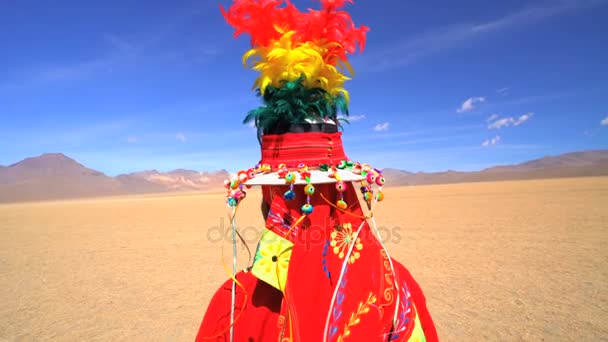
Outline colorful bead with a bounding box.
[352,162,362,174]
[337,160,347,169]
[366,172,377,183]
[320,164,329,171]
[223,179,231,189]
[376,191,385,201]
[227,197,237,207]
[364,192,373,202]
[299,170,311,180]
[247,168,256,179]
[335,181,347,192]
[362,164,372,173]
[376,176,386,186]
[285,172,297,184]
[304,184,315,195]
[234,190,246,201]
[346,161,354,168]
[229,177,240,190]
[284,190,295,200]
[328,167,337,178]
[336,200,348,209]
[301,203,314,214]
[238,171,248,183]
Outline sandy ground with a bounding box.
[0,177,607,341]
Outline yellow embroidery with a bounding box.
[337,292,377,341]
[330,222,363,264]
[251,229,293,291]
[378,249,396,316]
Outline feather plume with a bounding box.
[220,0,366,130]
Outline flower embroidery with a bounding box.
[255,239,291,274]
[252,230,293,291]
[336,292,377,342]
[330,222,363,264]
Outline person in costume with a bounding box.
[196,1,438,341]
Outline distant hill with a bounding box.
[382,150,608,186]
[116,169,229,192]
[0,153,228,203]
[1,150,607,203]
[0,153,125,203]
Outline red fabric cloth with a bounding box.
[260,132,348,169]
[195,262,438,341]
[196,183,438,341]
[195,271,283,341]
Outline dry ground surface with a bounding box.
[1,177,607,341]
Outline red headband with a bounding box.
[259,132,348,169]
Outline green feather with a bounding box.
[244,75,350,133]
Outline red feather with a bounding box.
[220,0,369,64]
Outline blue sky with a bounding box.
[1,0,607,175]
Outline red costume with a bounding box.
[196,1,438,340]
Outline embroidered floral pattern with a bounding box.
[252,230,293,291]
[255,241,291,274]
[329,273,348,339]
[330,222,363,264]
[378,249,396,316]
[336,292,377,342]
[322,240,332,281]
[388,281,426,342]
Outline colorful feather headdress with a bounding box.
[220,0,369,134]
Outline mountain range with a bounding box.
[1,150,607,203]
[382,150,608,186]
[0,153,229,203]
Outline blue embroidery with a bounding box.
[388,281,412,341]
[267,209,300,238]
[321,240,331,280]
[329,264,349,339]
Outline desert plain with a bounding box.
[1,176,607,341]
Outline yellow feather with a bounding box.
[242,48,259,68]
[241,32,356,99]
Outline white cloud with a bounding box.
[373,122,390,132]
[486,114,500,122]
[481,135,501,147]
[601,116,608,126]
[514,112,533,126]
[488,117,514,129]
[457,97,485,113]
[488,113,534,129]
[496,87,509,94]
[337,114,366,122]
[176,133,187,142]
[348,114,366,122]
